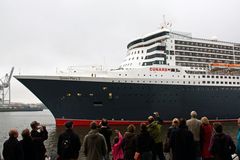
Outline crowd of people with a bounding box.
[2,111,240,160]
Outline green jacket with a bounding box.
[147,121,163,143]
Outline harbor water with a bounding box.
[0,110,239,159]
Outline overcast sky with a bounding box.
[0,0,240,103]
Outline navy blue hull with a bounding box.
[17,78,240,121]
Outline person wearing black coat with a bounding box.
[122,124,137,160]
[210,122,236,160]
[99,118,112,160]
[20,128,35,160]
[57,121,81,160]
[169,118,195,160]
[30,121,48,160]
[2,129,24,160]
[136,123,154,160]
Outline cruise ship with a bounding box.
[15,27,240,126]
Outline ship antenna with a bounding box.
[163,15,166,28]
[160,15,172,30]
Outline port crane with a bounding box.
[0,67,14,105]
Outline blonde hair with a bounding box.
[172,118,180,126]
[201,116,209,125]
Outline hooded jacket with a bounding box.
[83,129,107,160]
[147,121,163,143]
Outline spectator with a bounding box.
[20,128,35,160]
[147,116,165,160]
[99,118,112,160]
[153,112,163,124]
[187,111,202,160]
[136,123,154,160]
[57,121,81,160]
[169,118,195,160]
[2,128,24,160]
[164,118,179,159]
[236,118,240,158]
[200,117,213,160]
[83,121,107,160]
[30,121,48,160]
[112,130,124,160]
[210,122,236,160]
[122,124,137,160]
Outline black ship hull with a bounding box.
[16,77,240,125]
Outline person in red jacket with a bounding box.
[200,117,213,160]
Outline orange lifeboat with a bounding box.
[210,63,228,67]
[228,64,240,67]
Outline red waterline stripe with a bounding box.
[55,118,238,126]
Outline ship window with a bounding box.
[224,76,227,78]
[77,93,82,96]
[89,93,94,96]
[221,82,223,84]
[212,81,215,84]
[212,76,214,78]
[238,82,240,84]
[66,93,71,97]
[233,77,235,79]
[237,77,239,79]
[216,81,219,84]
[216,76,219,78]
[229,82,232,84]
[93,101,103,107]
[220,76,223,79]
[203,75,205,78]
[203,81,206,84]
[119,74,121,76]
[108,93,113,99]
[229,76,231,79]
[207,81,210,84]
[125,74,127,76]
[233,82,236,84]
[207,76,210,78]
[225,82,228,84]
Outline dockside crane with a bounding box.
[0,67,14,105]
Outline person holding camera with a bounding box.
[30,121,48,160]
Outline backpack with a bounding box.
[61,136,71,152]
[211,134,236,157]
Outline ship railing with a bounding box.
[56,65,116,74]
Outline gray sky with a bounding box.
[0,0,240,103]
